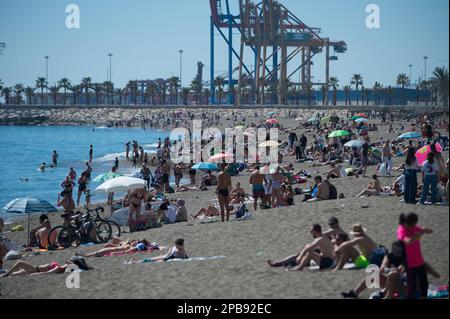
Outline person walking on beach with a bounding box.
[161,160,171,193]
[140,164,152,189]
[174,162,183,189]
[52,151,58,166]
[216,164,232,222]
[249,166,267,211]
[404,148,419,204]
[125,142,131,161]
[419,152,439,205]
[382,140,393,175]
[89,145,93,163]
[68,167,77,182]
[77,172,89,207]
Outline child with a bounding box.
[397,213,433,299]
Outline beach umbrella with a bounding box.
[416,143,443,166]
[320,117,332,124]
[3,197,58,242]
[267,111,277,116]
[355,118,368,123]
[235,125,245,129]
[344,140,365,148]
[259,140,280,148]
[351,115,362,121]
[191,162,219,171]
[328,130,350,138]
[398,132,422,140]
[355,113,368,118]
[208,152,234,163]
[95,176,146,194]
[266,119,278,125]
[92,172,123,183]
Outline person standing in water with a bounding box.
[68,167,77,182]
[216,164,232,222]
[52,151,59,166]
[114,157,119,171]
[89,145,94,163]
[125,142,131,161]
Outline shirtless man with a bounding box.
[125,142,131,161]
[249,166,267,211]
[357,174,382,197]
[334,224,378,269]
[89,145,93,163]
[35,219,56,249]
[267,224,335,271]
[306,176,330,203]
[270,167,285,208]
[161,160,171,193]
[323,217,346,241]
[174,162,183,189]
[52,151,59,166]
[216,164,232,222]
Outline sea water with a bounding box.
[0,125,170,221]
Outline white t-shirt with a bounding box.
[395,175,405,192]
[421,160,439,176]
[165,205,177,223]
[0,235,18,252]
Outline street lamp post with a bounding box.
[45,56,49,104]
[408,64,412,86]
[423,56,428,81]
[108,53,113,83]
[179,49,184,105]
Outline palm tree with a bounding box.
[343,85,351,106]
[0,79,4,97]
[167,76,180,105]
[430,67,449,106]
[350,74,364,105]
[328,77,339,106]
[372,82,382,105]
[35,77,46,105]
[181,87,190,105]
[1,87,12,105]
[103,81,113,105]
[13,84,25,105]
[92,83,104,105]
[49,85,60,105]
[203,88,210,106]
[114,88,122,105]
[126,80,139,105]
[397,73,410,105]
[419,80,431,106]
[58,78,71,106]
[70,85,83,105]
[190,79,203,105]
[277,79,292,105]
[25,87,35,105]
[81,77,92,105]
[365,88,371,106]
[146,81,158,105]
[214,76,226,104]
[154,79,167,105]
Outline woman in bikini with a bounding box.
[128,188,146,230]
[230,182,246,205]
[1,256,90,277]
[76,238,151,257]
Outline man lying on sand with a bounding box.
[267,224,334,271]
[145,238,188,262]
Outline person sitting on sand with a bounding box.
[1,218,20,272]
[35,219,56,249]
[341,240,407,299]
[306,176,330,203]
[357,174,383,197]
[76,238,151,257]
[230,182,246,205]
[146,238,188,262]
[1,256,91,277]
[26,214,49,247]
[323,217,346,241]
[267,224,335,271]
[334,224,379,269]
[326,163,342,179]
[333,233,361,271]
[174,199,188,223]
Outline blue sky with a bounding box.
[0,0,448,89]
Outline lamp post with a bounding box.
[423,56,428,81]
[45,56,49,104]
[108,53,113,83]
[179,49,184,105]
[408,64,412,86]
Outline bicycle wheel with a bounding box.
[107,220,121,238]
[48,226,74,249]
[95,221,112,243]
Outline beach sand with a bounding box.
[1,111,448,299]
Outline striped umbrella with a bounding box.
[416,143,443,166]
[92,172,123,183]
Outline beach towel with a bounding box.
[124,255,226,265]
[104,245,164,257]
[428,284,449,299]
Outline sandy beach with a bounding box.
[1,110,448,299]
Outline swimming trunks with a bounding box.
[319,257,334,270]
[355,255,370,269]
[78,183,87,192]
[161,174,170,183]
[252,184,265,199]
[218,189,229,197]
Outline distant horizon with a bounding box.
[0,0,449,89]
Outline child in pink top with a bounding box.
[397,213,433,299]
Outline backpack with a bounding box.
[235,205,247,219]
[370,245,388,267]
[326,181,338,200]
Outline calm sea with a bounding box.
[0,125,169,221]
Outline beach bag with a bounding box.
[235,205,247,219]
[325,181,338,200]
[370,245,388,267]
[5,250,22,261]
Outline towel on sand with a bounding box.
[124,255,226,265]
